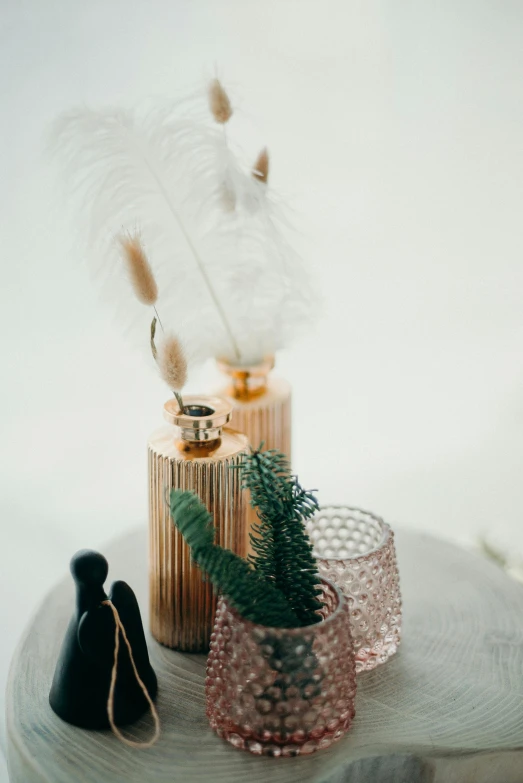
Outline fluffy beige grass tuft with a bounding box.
[158,333,188,391]
[252,147,269,184]
[119,232,158,305]
[208,79,233,124]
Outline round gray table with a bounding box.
[6,528,523,783]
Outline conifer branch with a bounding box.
[169,490,300,628]
[238,448,323,626]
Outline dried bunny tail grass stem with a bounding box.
[158,333,188,410]
[208,79,233,124]
[119,232,158,306]
[252,147,269,184]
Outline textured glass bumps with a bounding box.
[205,580,357,756]
[306,507,402,672]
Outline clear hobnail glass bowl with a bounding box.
[205,579,357,756]
[306,507,402,673]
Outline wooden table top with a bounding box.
[6,528,523,783]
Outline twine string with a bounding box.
[102,600,160,749]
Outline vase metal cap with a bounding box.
[164,395,232,442]
[217,356,275,400]
[216,355,275,377]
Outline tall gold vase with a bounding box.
[216,357,292,553]
[148,395,248,652]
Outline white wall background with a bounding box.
[1,1,523,776]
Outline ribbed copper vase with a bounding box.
[148,395,248,652]
[216,357,291,555]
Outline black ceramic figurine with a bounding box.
[49,550,157,729]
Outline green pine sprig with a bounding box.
[169,490,300,628]
[238,448,323,626]
[169,447,324,628]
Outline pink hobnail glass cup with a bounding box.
[205,579,357,756]
[306,507,402,673]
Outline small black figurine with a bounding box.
[49,550,157,729]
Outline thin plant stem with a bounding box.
[153,306,164,332]
[174,391,185,412]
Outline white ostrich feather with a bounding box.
[51,95,315,366]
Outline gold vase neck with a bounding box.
[217,356,275,400]
[163,395,232,442]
